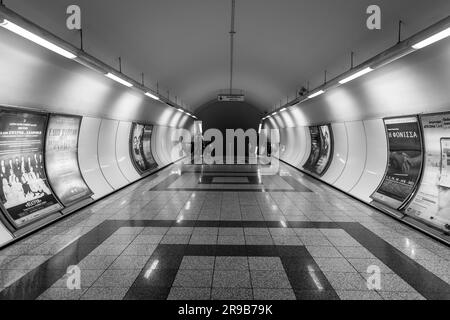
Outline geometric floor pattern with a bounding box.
[0,162,449,300]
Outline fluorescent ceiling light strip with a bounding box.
[339,67,373,84]
[412,27,450,49]
[145,92,160,100]
[280,108,287,112]
[0,19,76,59]
[105,73,133,87]
[308,90,325,99]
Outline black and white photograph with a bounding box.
[0,0,449,312]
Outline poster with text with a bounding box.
[0,108,62,227]
[405,113,450,231]
[45,115,92,206]
[371,117,423,209]
[303,125,333,176]
[130,123,158,174]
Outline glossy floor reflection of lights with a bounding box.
[0,161,449,300]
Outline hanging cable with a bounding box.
[398,20,403,44]
[229,0,236,95]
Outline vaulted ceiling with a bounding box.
[5,0,450,113]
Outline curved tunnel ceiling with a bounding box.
[5,0,450,113]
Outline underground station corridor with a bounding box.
[0,0,449,311]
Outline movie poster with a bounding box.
[130,123,158,174]
[0,108,62,227]
[371,117,423,209]
[45,115,92,206]
[304,125,333,176]
[405,113,450,231]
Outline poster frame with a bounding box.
[45,113,93,207]
[304,123,334,177]
[370,114,425,210]
[403,111,450,231]
[129,122,158,175]
[0,106,63,229]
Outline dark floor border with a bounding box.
[198,176,261,185]
[1,220,449,300]
[150,172,312,193]
[125,243,338,300]
[277,158,450,247]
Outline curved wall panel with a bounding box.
[333,121,367,192]
[169,127,189,163]
[150,126,164,167]
[167,127,178,163]
[116,121,141,183]
[98,120,130,189]
[282,127,296,165]
[292,127,307,168]
[282,128,300,166]
[279,128,288,163]
[290,127,302,166]
[350,119,388,202]
[157,126,171,166]
[78,117,113,199]
[322,123,348,185]
[299,126,311,168]
[151,125,187,167]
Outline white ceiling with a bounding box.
[4,0,450,112]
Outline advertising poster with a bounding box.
[45,115,92,206]
[0,108,62,227]
[405,113,450,231]
[371,117,423,209]
[304,126,321,173]
[304,125,333,176]
[130,123,158,174]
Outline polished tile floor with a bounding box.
[0,160,449,300]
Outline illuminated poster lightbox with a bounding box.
[371,116,423,209]
[45,115,93,206]
[304,124,333,176]
[130,123,158,174]
[0,108,62,227]
[405,112,450,231]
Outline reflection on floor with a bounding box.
[0,160,449,300]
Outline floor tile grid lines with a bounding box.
[288,221,446,299]
[43,223,176,300]
[39,221,450,298]
[2,161,450,300]
[337,223,450,300]
[0,220,128,300]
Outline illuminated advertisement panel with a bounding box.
[371,116,423,209]
[130,123,158,174]
[304,125,333,176]
[405,113,450,231]
[45,115,93,206]
[0,108,62,227]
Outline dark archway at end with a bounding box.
[196,100,264,135]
